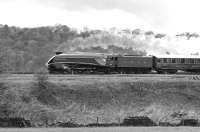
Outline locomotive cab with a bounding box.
[106,56,118,67]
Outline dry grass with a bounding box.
[0,127,200,132]
[1,74,200,126]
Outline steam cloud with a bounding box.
[58,29,200,56]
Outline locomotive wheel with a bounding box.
[157,69,177,74]
[157,71,164,74]
[167,70,177,74]
[134,70,143,74]
[49,70,56,74]
[49,70,63,74]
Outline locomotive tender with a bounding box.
[106,55,155,74]
[46,52,200,74]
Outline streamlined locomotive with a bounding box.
[46,53,109,74]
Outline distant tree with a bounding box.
[132,29,142,35]
[0,46,14,73]
[145,31,154,36]
[176,32,199,40]
[155,33,166,39]
[166,51,170,55]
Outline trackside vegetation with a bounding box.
[1,74,200,127]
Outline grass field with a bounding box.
[0,127,200,132]
[1,74,200,126]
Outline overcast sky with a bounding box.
[0,0,200,33]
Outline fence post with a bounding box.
[118,117,120,126]
[96,117,99,125]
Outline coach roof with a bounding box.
[156,55,200,59]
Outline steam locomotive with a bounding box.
[46,52,200,74]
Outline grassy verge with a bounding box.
[1,74,200,126]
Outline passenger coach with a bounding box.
[156,55,200,73]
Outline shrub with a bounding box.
[30,72,60,106]
[0,82,16,118]
[121,116,156,126]
[0,82,7,97]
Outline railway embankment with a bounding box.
[1,74,200,127]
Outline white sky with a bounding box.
[0,0,200,34]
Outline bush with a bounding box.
[0,82,8,97]
[0,117,31,127]
[30,72,60,106]
[0,82,16,118]
[121,116,156,126]
[178,119,198,126]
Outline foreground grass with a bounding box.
[0,127,200,132]
[1,74,200,126]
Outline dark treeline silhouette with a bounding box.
[0,116,198,127]
[0,117,31,128]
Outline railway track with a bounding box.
[1,73,200,83]
[191,76,200,80]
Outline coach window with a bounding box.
[196,59,199,64]
[115,57,118,61]
[184,59,188,64]
[177,58,181,63]
[163,58,167,63]
[159,59,163,63]
[187,59,191,64]
[172,58,176,63]
[194,59,198,64]
[196,59,200,64]
[190,59,194,64]
[197,59,199,64]
[198,59,200,64]
[181,58,185,63]
[167,58,171,63]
